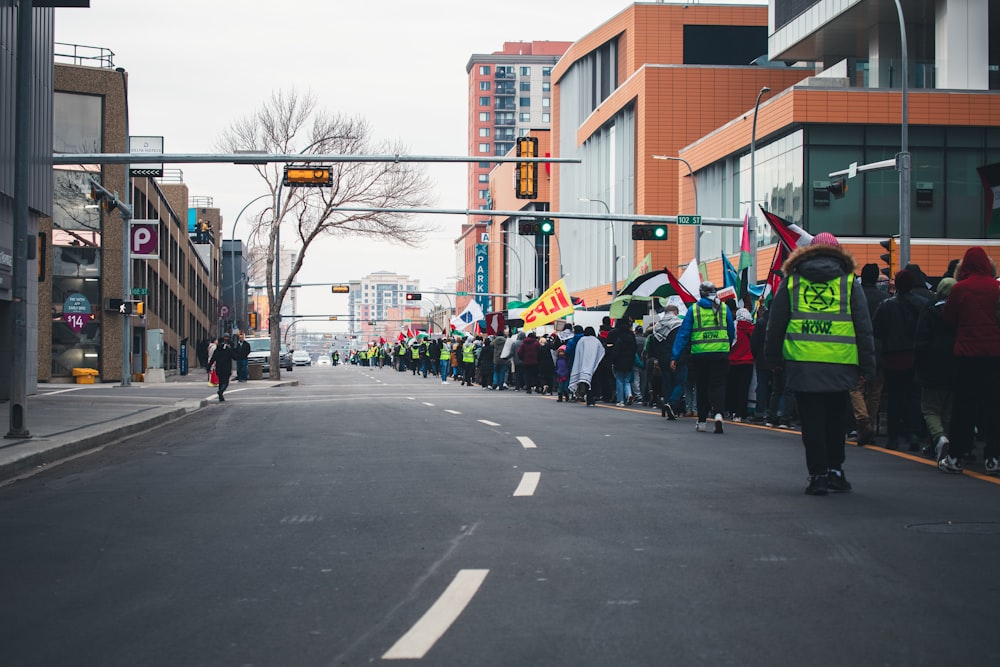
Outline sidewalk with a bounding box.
[0,372,297,483]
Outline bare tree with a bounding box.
[218,89,434,378]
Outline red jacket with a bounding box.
[941,247,1000,357]
[729,320,754,365]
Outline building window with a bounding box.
[520,81,531,92]
[478,174,489,183]
[519,97,531,107]
[479,161,490,168]
[479,65,490,75]
[479,81,491,91]
[478,189,489,199]
[479,96,490,107]
[542,98,550,107]
[542,67,552,76]
[479,143,490,153]
[542,113,550,123]
[542,82,550,91]
[520,112,531,122]
[479,127,490,137]
[479,111,490,122]
[521,66,530,76]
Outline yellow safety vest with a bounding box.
[462,343,476,363]
[440,343,451,360]
[690,304,729,354]
[783,274,859,365]
[411,346,419,359]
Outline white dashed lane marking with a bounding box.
[516,436,537,449]
[382,569,490,660]
[513,472,541,497]
[422,402,435,406]
[444,409,461,415]
[478,419,501,427]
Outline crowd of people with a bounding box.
[342,241,1000,494]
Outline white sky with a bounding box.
[55,0,762,331]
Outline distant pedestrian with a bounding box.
[234,332,250,382]
[210,334,236,402]
[765,232,876,495]
[725,307,755,421]
[569,327,605,406]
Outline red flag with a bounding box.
[379,336,386,345]
[397,332,405,342]
[666,266,697,304]
[474,321,482,336]
[763,244,789,304]
[761,208,813,252]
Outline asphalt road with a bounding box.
[1,364,998,666]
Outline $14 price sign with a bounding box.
[63,312,88,333]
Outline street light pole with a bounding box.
[893,0,911,269]
[749,86,771,284]
[229,193,270,334]
[579,197,617,298]
[652,155,699,264]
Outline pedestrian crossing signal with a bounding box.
[248,312,258,329]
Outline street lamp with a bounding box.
[893,0,911,268]
[229,193,270,334]
[749,86,771,283]
[652,155,699,263]
[579,197,618,298]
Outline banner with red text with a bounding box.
[520,278,575,331]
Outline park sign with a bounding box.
[130,220,159,259]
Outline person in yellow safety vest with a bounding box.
[670,281,735,434]
[764,232,876,496]
[461,337,477,386]
[410,342,420,375]
[438,337,452,384]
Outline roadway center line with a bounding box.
[513,472,541,497]
[382,569,490,660]
[477,419,501,427]
[516,436,537,449]
[422,402,435,406]
[444,409,461,415]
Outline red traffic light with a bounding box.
[405,292,422,301]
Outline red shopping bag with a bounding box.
[209,369,219,386]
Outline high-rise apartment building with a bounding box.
[465,41,571,225]
[347,271,419,335]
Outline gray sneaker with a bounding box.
[985,457,999,476]
[937,455,964,474]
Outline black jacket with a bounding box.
[914,298,955,388]
[210,342,235,376]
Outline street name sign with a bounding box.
[676,215,702,225]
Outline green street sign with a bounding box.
[676,215,702,225]
[456,291,469,296]
[131,287,148,296]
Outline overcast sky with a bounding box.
[55,0,763,330]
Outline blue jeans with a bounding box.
[662,363,688,411]
[237,359,249,381]
[439,359,450,379]
[493,364,509,388]
[615,370,633,403]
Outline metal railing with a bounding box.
[54,42,115,69]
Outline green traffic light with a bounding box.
[539,220,554,235]
[654,226,666,238]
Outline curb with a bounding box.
[0,406,188,484]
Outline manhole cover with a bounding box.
[906,522,1000,535]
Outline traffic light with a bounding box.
[135,301,144,317]
[405,292,422,301]
[879,237,898,279]
[828,178,848,198]
[328,316,338,321]
[283,165,333,187]
[631,224,668,240]
[518,219,555,236]
[515,136,538,199]
[248,312,258,329]
[331,284,350,293]
[89,178,120,212]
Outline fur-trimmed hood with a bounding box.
[782,244,857,283]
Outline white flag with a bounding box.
[450,299,485,331]
[678,258,702,299]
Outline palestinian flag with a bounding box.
[761,208,813,252]
[738,208,752,272]
[762,244,789,306]
[977,162,1000,234]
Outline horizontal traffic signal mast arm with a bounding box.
[327,206,744,227]
[53,153,580,165]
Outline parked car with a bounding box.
[292,350,311,366]
[246,337,293,373]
